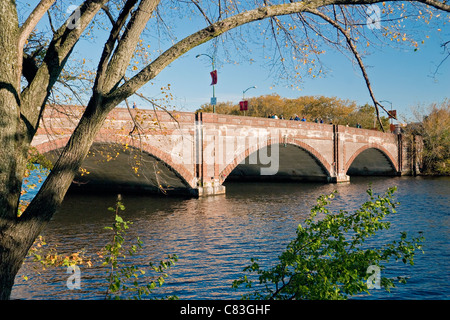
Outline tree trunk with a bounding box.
[0,1,26,299]
[0,95,113,299]
[24,98,111,220]
[0,216,49,299]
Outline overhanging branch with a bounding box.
[18,0,56,86]
[107,0,320,103]
[108,0,450,106]
[304,7,391,131]
[19,0,108,133]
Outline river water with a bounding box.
[11,176,450,300]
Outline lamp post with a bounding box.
[243,86,257,99]
[241,86,256,116]
[380,100,396,132]
[196,53,216,113]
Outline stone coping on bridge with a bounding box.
[41,104,395,138]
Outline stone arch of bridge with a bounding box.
[345,144,399,175]
[219,138,333,183]
[39,137,197,191]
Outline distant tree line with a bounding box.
[197,94,390,129]
[405,100,450,175]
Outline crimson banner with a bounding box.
[210,70,217,85]
[388,110,397,119]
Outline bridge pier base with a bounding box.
[195,180,226,197]
[197,185,226,197]
[328,174,351,183]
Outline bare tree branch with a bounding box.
[432,40,450,78]
[95,0,139,92]
[304,7,396,131]
[19,0,56,50]
[19,0,109,132]
[417,0,450,11]
[17,0,56,86]
[101,4,116,26]
[108,0,330,104]
[47,10,56,34]
[100,0,161,94]
[191,0,213,25]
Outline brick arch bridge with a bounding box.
[32,105,414,197]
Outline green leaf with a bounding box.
[233,187,425,300]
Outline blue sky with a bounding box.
[27,1,450,122]
[145,26,449,121]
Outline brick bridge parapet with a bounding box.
[32,105,411,196]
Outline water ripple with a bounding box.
[11,176,450,300]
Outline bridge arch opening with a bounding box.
[222,143,331,183]
[346,147,397,176]
[44,142,195,195]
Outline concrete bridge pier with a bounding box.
[196,179,226,197]
[329,174,351,183]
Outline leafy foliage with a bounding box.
[25,195,178,300]
[408,100,450,175]
[18,148,52,217]
[26,235,92,274]
[102,195,178,300]
[232,187,424,300]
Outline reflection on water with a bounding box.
[11,176,450,300]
